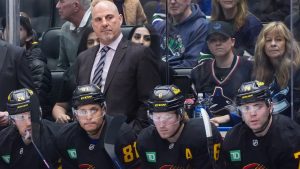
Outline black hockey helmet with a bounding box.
[236,80,270,106]
[148,85,184,114]
[7,88,35,115]
[72,84,105,109]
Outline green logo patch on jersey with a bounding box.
[230,150,241,162]
[67,149,77,159]
[1,155,10,164]
[146,152,156,163]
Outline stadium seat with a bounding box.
[121,26,133,39]
[173,68,194,98]
[40,27,61,71]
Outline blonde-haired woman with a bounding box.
[211,0,262,56]
[254,21,300,122]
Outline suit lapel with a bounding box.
[0,41,8,72]
[103,39,128,94]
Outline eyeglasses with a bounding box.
[237,104,264,114]
[10,113,31,121]
[133,33,151,42]
[149,113,177,124]
[73,108,104,117]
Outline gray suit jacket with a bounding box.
[74,38,161,129]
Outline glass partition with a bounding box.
[0,0,299,123]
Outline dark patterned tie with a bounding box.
[92,46,110,87]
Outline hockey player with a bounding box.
[191,21,253,126]
[0,88,61,169]
[221,80,300,169]
[137,85,223,169]
[55,84,140,169]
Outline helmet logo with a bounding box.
[79,86,90,92]
[171,87,181,95]
[158,92,163,98]
[17,95,25,101]
[17,104,29,109]
[27,89,33,95]
[243,85,252,92]
[241,94,253,99]
[256,81,265,87]
[154,103,167,107]
[80,95,92,100]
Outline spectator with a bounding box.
[91,0,147,25]
[153,0,208,68]
[143,0,166,23]
[0,89,61,169]
[2,15,52,119]
[56,0,91,70]
[77,25,99,55]
[211,0,263,56]
[194,0,212,16]
[52,1,161,133]
[191,21,253,126]
[128,24,175,84]
[253,21,300,122]
[221,80,300,169]
[0,40,35,129]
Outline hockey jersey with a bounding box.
[137,118,223,169]
[0,120,61,169]
[221,115,300,169]
[191,55,253,100]
[55,115,139,169]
